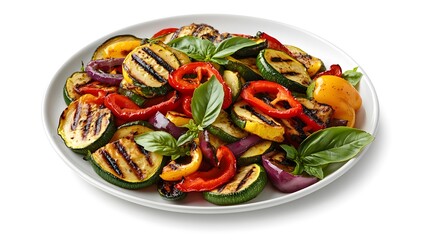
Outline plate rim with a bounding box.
[42,13,380,214]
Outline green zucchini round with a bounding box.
[57,99,116,155]
[203,163,267,205]
[256,48,311,93]
[238,141,276,166]
[89,137,165,189]
[206,110,248,143]
[62,72,92,105]
[224,56,262,82]
[157,179,187,201]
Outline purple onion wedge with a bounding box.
[148,111,187,138]
[85,58,124,85]
[199,130,218,167]
[262,151,318,193]
[225,134,262,158]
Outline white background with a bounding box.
[2,0,427,239]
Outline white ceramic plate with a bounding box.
[42,14,379,214]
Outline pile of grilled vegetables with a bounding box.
[57,23,372,206]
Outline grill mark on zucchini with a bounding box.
[113,141,144,180]
[142,47,174,73]
[94,112,108,136]
[100,149,123,177]
[240,105,277,126]
[271,57,293,63]
[81,104,93,140]
[137,146,154,167]
[131,53,167,84]
[71,102,83,131]
[236,166,255,191]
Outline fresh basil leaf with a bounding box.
[280,144,298,160]
[298,127,374,167]
[342,67,363,86]
[303,165,324,179]
[177,129,199,146]
[212,36,258,59]
[191,75,224,128]
[168,36,214,62]
[135,131,182,156]
[209,57,229,65]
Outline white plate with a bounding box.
[42,14,379,214]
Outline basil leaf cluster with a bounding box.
[168,36,257,65]
[281,127,374,179]
[135,77,224,159]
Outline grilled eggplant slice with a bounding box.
[89,137,165,189]
[231,100,285,142]
[257,48,312,93]
[57,97,116,154]
[122,42,190,98]
[203,163,267,205]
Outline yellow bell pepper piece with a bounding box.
[312,75,362,127]
[103,39,141,59]
[160,140,203,181]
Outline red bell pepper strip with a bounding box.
[258,32,294,56]
[297,111,325,132]
[77,81,118,97]
[151,27,178,38]
[104,91,180,122]
[240,80,303,119]
[313,64,342,79]
[168,62,233,109]
[175,145,236,192]
[180,95,193,118]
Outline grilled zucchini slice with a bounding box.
[207,109,248,143]
[203,163,267,205]
[63,72,92,105]
[57,97,116,154]
[231,100,285,142]
[222,70,244,102]
[233,37,267,58]
[284,45,325,77]
[122,42,190,98]
[257,48,312,93]
[225,56,262,81]
[238,140,276,166]
[109,121,154,142]
[89,137,165,189]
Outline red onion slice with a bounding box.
[85,58,124,85]
[262,152,318,193]
[148,111,187,139]
[225,134,262,158]
[199,130,217,167]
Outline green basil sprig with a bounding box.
[135,76,224,159]
[167,36,257,65]
[342,67,363,86]
[280,126,374,179]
